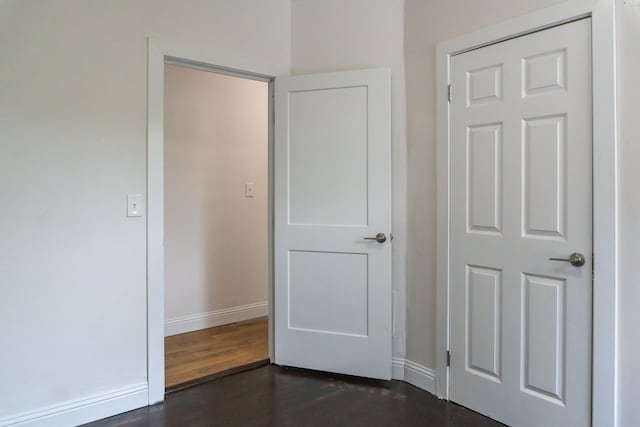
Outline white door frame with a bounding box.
[146,39,276,404]
[435,1,618,426]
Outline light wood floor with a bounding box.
[164,317,268,390]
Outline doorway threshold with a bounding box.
[166,359,270,394]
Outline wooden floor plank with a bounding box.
[164,317,268,389]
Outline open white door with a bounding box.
[274,69,392,379]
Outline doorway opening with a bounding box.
[163,61,272,391]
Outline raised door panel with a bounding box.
[466,266,502,381]
[288,250,368,337]
[523,50,567,97]
[288,87,368,226]
[523,115,566,239]
[467,124,503,235]
[467,64,503,106]
[521,274,565,404]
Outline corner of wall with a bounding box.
[392,357,437,395]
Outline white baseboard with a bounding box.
[392,357,406,380]
[392,357,436,395]
[0,382,148,427]
[164,301,268,336]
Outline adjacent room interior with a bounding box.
[163,63,270,390]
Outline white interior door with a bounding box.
[449,19,592,426]
[274,69,392,379]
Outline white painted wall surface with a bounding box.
[403,0,563,369]
[615,1,640,425]
[291,0,408,359]
[164,65,268,335]
[0,0,289,421]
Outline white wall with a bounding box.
[0,0,289,423]
[164,65,268,335]
[291,0,408,358]
[615,1,640,425]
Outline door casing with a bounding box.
[435,1,617,426]
[147,42,277,404]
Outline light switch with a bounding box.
[127,194,144,217]
[245,182,255,198]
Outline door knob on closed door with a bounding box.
[549,252,586,267]
[364,233,387,243]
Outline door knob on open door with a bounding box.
[549,252,586,267]
[364,233,387,243]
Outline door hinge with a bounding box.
[448,84,452,102]
[446,350,451,367]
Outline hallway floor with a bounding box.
[164,317,269,390]
[85,365,504,427]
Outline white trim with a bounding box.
[0,383,148,427]
[435,1,618,426]
[146,39,277,406]
[391,357,405,380]
[165,56,273,82]
[403,360,437,394]
[147,38,165,406]
[165,302,268,336]
[589,2,618,426]
[267,81,276,362]
[391,357,436,395]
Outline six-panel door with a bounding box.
[450,19,592,427]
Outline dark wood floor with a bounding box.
[165,317,269,389]
[85,365,504,427]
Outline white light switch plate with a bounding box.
[127,194,144,217]
[245,182,255,198]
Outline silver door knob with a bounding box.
[549,252,586,267]
[364,233,387,243]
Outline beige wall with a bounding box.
[0,0,289,419]
[291,0,408,357]
[164,65,268,330]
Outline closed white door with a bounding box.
[449,19,592,426]
[274,69,392,379]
